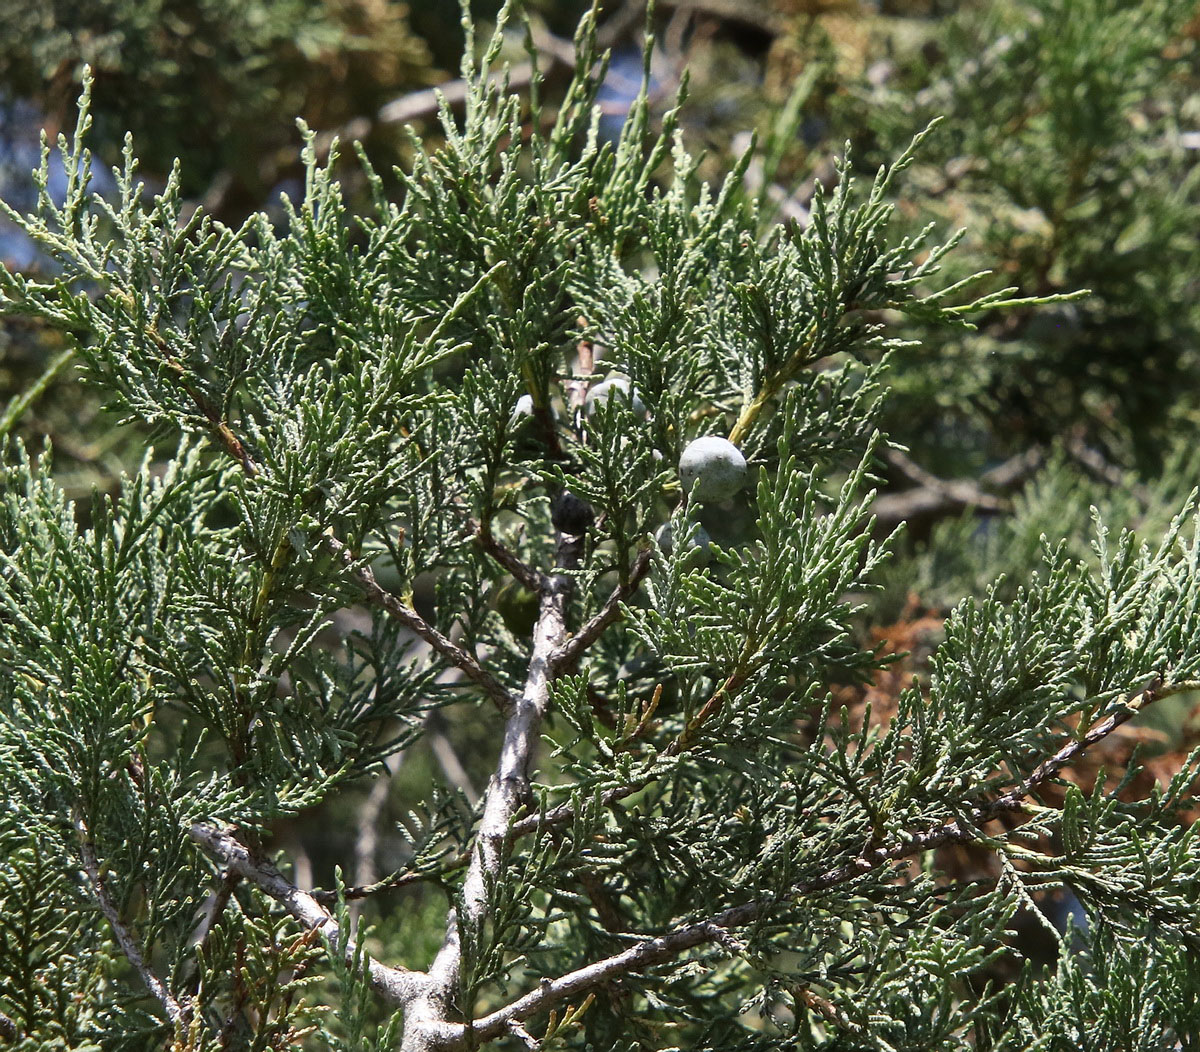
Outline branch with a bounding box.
[190,870,240,952]
[552,545,653,670]
[105,298,262,478]
[987,676,1200,814]
[430,723,482,806]
[189,822,426,1006]
[883,448,1010,513]
[871,447,1043,531]
[325,536,517,714]
[404,529,586,1048]
[75,813,189,1026]
[659,0,782,35]
[312,853,470,904]
[116,313,517,718]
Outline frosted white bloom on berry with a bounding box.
[679,436,747,503]
[585,376,645,416]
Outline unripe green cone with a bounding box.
[493,578,539,637]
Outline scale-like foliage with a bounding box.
[0,3,1196,1050]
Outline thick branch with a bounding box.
[76,813,189,1026]
[189,822,426,1006]
[404,531,585,1050]
[325,536,517,714]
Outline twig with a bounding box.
[376,63,538,130]
[552,545,653,670]
[325,536,517,714]
[478,522,546,594]
[189,823,426,1006]
[312,853,470,904]
[75,813,188,1026]
[507,1018,541,1050]
[404,529,586,1049]
[657,0,782,35]
[1062,435,1152,507]
[191,871,240,952]
[883,448,1010,513]
[987,676,1200,813]
[348,626,482,912]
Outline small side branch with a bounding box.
[189,822,426,1006]
[190,871,240,952]
[477,522,547,594]
[311,853,470,904]
[553,546,653,671]
[75,813,188,1026]
[454,915,763,1046]
[325,536,517,714]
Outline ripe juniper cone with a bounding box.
[512,393,535,419]
[512,393,558,421]
[655,521,712,568]
[585,375,645,416]
[551,489,595,535]
[679,435,747,503]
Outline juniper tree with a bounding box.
[1,4,1200,1051]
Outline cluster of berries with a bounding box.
[514,378,748,557]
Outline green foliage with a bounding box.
[0,2,1197,1050]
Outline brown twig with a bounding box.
[312,853,471,905]
[478,522,547,594]
[324,536,517,714]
